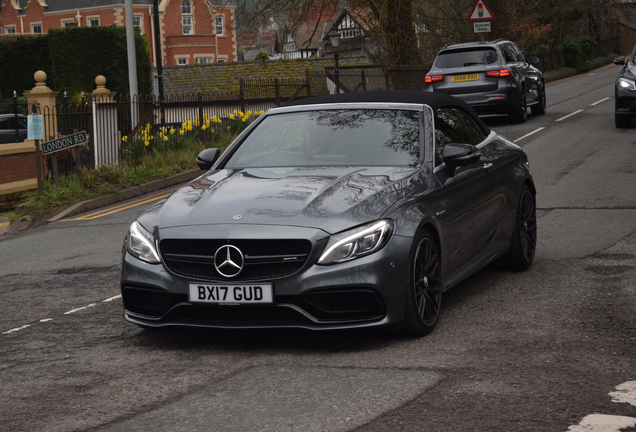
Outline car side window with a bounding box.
[434,108,475,164]
[454,110,486,144]
[501,44,516,63]
[511,43,526,63]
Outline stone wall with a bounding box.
[161,56,371,94]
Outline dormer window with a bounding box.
[182,0,193,35]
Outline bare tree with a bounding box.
[235,0,422,65]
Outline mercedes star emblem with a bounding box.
[214,245,244,277]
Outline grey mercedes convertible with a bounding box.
[121,90,536,336]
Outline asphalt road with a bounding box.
[1,64,636,432]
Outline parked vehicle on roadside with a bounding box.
[425,39,546,124]
[0,113,27,144]
[613,44,636,128]
[121,90,536,336]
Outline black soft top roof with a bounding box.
[282,90,490,135]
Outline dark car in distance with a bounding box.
[0,113,27,144]
[613,45,636,128]
[121,91,537,336]
[425,39,546,123]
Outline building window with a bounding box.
[177,57,188,65]
[182,0,192,34]
[215,16,224,35]
[195,57,213,64]
[88,17,100,27]
[133,16,142,29]
[217,58,226,63]
[5,26,16,34]
[31,23,43,33]
[62,20,75,28]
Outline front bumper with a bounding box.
[121,230,413,330]
[615,87,636,118]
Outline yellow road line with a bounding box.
[63,190,175,221]
[0,222,9,227]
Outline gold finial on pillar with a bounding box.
[30,70,53,94]
[93,75,110,94]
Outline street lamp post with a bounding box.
[326,25,340,93]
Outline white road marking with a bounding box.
[513,127,545,143]
[64,303,96,315]
[591,97,610,106]
[567,414,636,431]
[556,109,584,122]
[3,325,31,334]
[568,382,636,430]
[609,381,636,407]
[4,295,119,336]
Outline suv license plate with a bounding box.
[451,74,479,82]
[189,283,273,304]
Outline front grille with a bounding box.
[160,239,312,281]
[164,304,312,325]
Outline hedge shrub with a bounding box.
[0,26,152,100]
[0,35,52,97]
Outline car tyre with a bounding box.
[401,229,442,336]
[499,185,537,271]
[531,84,546,115]
[510,89,527,124]
[615,114,630,128]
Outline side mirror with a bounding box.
[443,143,481,176]
[614,56,627,66]
[196,148,220,170]
[528,56,540,65]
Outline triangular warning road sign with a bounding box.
[468,0,494,21]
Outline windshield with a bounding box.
[434,48,499,68]
[224,109,421,168]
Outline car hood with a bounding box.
[138,166,421,235]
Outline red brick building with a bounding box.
[0,0,237,66]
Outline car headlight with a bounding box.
[318,220,394,265]
[618,78,636,91]
[127,221,161,264]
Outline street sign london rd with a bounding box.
[468,0,494,22]
[41,131,87,156]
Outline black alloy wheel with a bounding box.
[499,185,537,270]
[402,230,442,336]
[531,84,546,115]
[510,90,527,123]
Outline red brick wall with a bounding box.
[0,153,37,184]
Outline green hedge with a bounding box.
[0,35,52,97]
[0,26,152,100]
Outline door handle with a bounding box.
[483,163,493,172]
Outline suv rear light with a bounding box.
[485,69,511,78]
[425,75,445,85]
